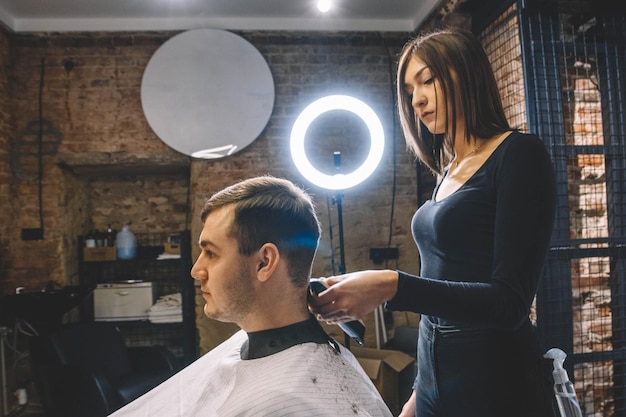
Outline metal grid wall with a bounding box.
[471,1,626,414]
[512,0,626,415]
[480,3,529,132]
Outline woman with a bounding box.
[309,30,557,417]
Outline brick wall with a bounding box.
[1,30,422,351]
[0,27,13,288]
[565,74,613,412]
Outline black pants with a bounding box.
[414,316,557,417]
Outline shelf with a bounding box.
[78,230,198,364]
[57,152,190,177]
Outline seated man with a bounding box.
[110,176,392,417]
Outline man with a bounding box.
[110,176,392,416]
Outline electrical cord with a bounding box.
[326,194,336,275]
[0,319,40,417]
[36,57,45,233]
[377,32,399,250]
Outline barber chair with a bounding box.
[29,321,180,417]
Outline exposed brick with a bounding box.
[0,28,420,356]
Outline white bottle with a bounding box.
[544,348,583,417]
[116,223,137,260]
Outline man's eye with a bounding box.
[205,250,215,258]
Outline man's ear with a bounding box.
[256,243,280,282]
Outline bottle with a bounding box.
[85,230,96,248]
[94,229,104,247]
[106,224,116,247]
[544,348,583,417]
[116,223,137,260]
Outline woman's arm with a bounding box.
[308,269,398,322]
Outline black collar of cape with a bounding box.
[240,314,340,360]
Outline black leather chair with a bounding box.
[30,321,180,417]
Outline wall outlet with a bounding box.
[369,247,399,264]
[21,228,44,240]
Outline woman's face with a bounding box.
[403,56,448,135]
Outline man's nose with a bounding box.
[190,256,205,281]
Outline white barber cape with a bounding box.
[109,329,392,417]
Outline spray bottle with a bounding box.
[544,348,583,417]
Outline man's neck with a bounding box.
[239,296,310,332]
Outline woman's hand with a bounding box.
[398,390,416,417]
[308,269,398,323]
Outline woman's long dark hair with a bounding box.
[397,30,511,176]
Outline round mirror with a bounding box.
[141,29,275,159]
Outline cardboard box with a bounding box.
[83,246,116,262]
[164,242,180,255]
[351,347,416,415]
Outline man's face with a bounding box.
[190,206,256,324]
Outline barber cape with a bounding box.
[109,327,392,416]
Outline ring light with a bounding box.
[290,95,384,190]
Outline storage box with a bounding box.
[351,347,416,415]
[94,281,156,321]
[164,242,180,255]
[83,247,116,262]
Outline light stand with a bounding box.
[333,192,346,275]
[332,152,347,275]
[331,152,351,347]
[290,94,385,348]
